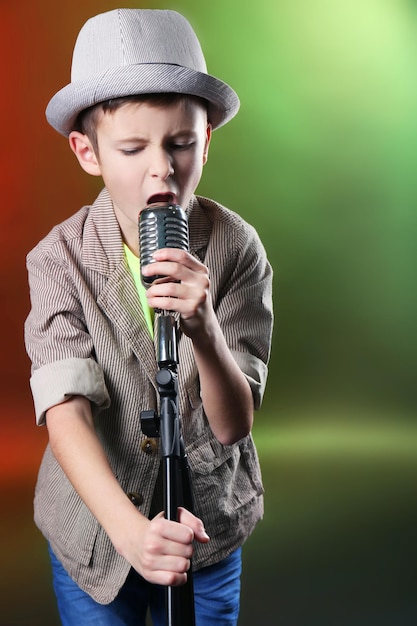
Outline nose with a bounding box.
[148,147,174,180]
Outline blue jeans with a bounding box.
[48,545,242,626]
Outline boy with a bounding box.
[25,9,273,626]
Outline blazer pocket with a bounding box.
[186,431,263,536]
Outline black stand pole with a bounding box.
[141,312,195,626]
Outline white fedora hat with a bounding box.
[46,8,240,136]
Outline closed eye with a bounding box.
[121,147,143,156]
[171,141,195,151]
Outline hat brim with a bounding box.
[46,64,240,136]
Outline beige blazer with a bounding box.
[25,189,273,604]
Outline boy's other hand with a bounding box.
[126,507,209,587]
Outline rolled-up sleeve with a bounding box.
[25,228,112,426]
[30,357,111,425]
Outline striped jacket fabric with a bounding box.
[24,188,273,604]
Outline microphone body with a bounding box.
[139,204,189,286]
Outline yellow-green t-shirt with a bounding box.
[124,244,154,337]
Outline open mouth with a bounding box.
[146,192,176,207]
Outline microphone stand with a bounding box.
[141,311,195,626]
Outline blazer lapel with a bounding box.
[84,189,158,386]
[97,261,158,385]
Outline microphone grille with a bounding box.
[139,204,189,286]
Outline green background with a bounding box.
[1,1,416,623]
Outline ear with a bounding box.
[68,131,101,176]
[202,123,212,165]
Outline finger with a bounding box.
[138,554,190,587]
[152,248,203,270]
[146,293,206,319]
[151,514,195,546]
[149,568,189,587]
[149,553,191,575]
[147,273,208,301]
[144,534,194,563]
[177,507,210,543]
[145,251,208,281]
[143,261,195,284]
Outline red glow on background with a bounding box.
[0,1,138,486]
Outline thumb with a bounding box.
[177,507,210,544]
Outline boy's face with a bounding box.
[70,99,211,255]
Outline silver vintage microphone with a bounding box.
[139,203,189,365]
[139,203,189,287]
